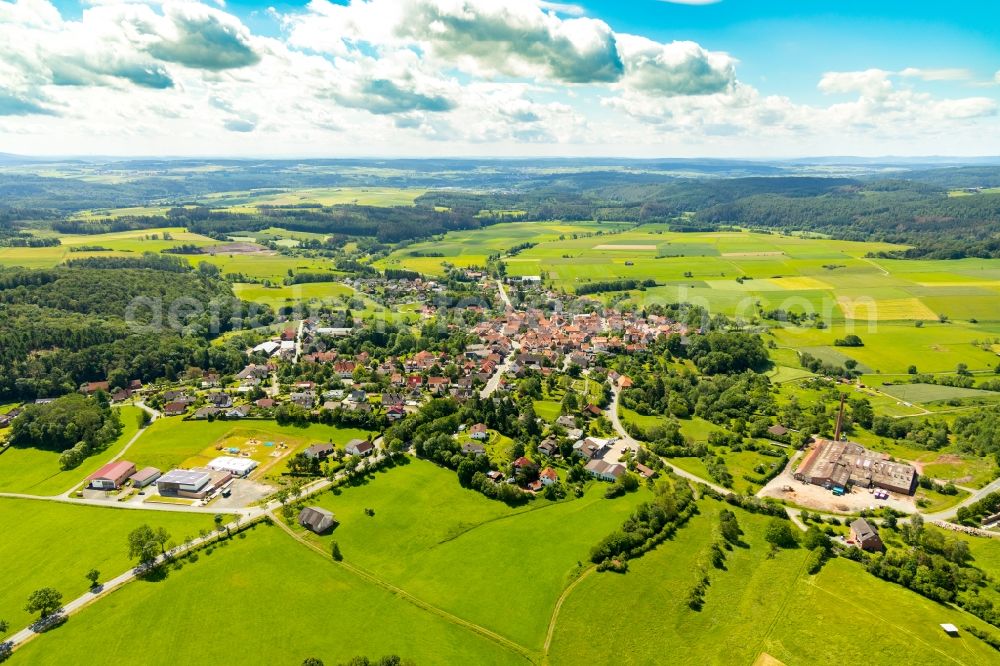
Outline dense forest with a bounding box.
[0,255,261,400]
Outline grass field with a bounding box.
[0,406,142,495]
[0,498,222,630]
[233,281,355,307]
[288,458,648,651]
[548,499,1000,665]
[9,522,525,666]
[126,418,373,480]
[919,454,999,488]
[773,321,1000,374]
[878,382,1000,404]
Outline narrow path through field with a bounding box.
[542,566,594,661]
[748,548,810,663]
[859,256,890,276]
[268,511,538,664]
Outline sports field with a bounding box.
[0,498,222,630]
[125,418,373,479]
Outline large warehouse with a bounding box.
[156,468,233,499]
[207,456,259,477]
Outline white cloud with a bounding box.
[899,67,972,81]
[616,35,735,96]
[0,0,998,155]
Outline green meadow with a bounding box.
[0,406,142,495]
[772,320,1000,375]
[232,281,355,307]
[376,220,629,275]
[0,498,222,631]
[9,522,525,666]
[548,500,1000,665]
[289,458,648,651]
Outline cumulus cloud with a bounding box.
[289,0,625,84]
[0,0,998,155]
[147,3,260,71]
[616,35,735,96]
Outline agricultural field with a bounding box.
[375,221,628,276]
[772,320,1000,375]
[0,228,223,269]
[124,418,373,481]
[196,186,428,208]
[287,458,648,651]
[0,498,222,631]
[878,382,1000,405]
[232,281,355,307]
[0,406,143,495]
[548,499,1000,665]
[9,522,524,666]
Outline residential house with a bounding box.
[469,423,489,440]
[162,401,188,417]
[303,442,336,460]
[345,439,374,457]
[585,459,626,482]
[290,392,316,409]
[635,463,657,479]
[850,518,884,552]
[540,467,559,486]
[462,442,486,456]
[207,392,233,409]
[537,438,559,457]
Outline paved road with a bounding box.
[3,441,386,656]
[4,512,258,651]
[480,342,518,399]
[924,474,1000,522]
[605,383,730,495]
[496,279,512,309]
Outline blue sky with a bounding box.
[3,0,1000,156]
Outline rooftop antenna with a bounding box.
[833,393,846,441]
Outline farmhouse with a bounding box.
[585,459,626,482]
[345,439,374,457]
[849,518,884,552]
[86,460,137,490]
[794,438,917,495]
[207,456,258,477]
[298,506,337,534]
